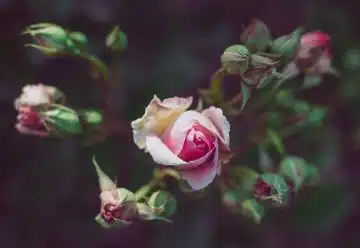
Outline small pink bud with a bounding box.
[252,178,272,197]
[16,106,49,137]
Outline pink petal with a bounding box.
[16,124,49,137]
[201,107,230,148]
[146,134,217,168]
[179,145,220,191]
[162,110,215,155]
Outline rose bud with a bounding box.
[281,31,338,88]
[221,45,251,75]
[22,23,87,56]
[14,84,65,136]
[93,157,139,227]
[105,25,128,52]
[252,178,272,198]
[15,106,49,137]
[131,95,231,191]
[240,19,271,52]
[96,189,139,226]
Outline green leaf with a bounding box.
[240,81,251,110]
[241,198,265,223]
[229,167,260,191]
[222,166,260,209]
[279,156,308,191]
[307,107,328,126]
[271,28,302,60]
[147,190,177,217]
[302,75,322,89]
[68,31,88,45]
[136,203,172,223]
[293,100,311,114]
[260,173,289,205]
[275,90,295,108]
[106,25,128,51]
[42,105,82,134]
[116,188,136,203]
[266,129,285,155]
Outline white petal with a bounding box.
[131,95,193,150]
[202,107,230,147]
[145,135,186,166]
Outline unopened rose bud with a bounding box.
[271,28,302,60]
[221,45,251,74]
[252,178,272,198]
[240,19,271,52]
[96,188,139,227]
[106,25,128,52]
[16,106,49,137]
[14,84,65,136]
[22,23,87,56]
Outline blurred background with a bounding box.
[1,0,360,247]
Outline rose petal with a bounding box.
[146,134,216,168]
[201,107,230,147]
[145,135,186,166]
[15,124,49,137]
[179,144,220,191]
[131,95,193,150]
[281,62,300,79]
[14,84,64,109]
[162,110,215,155]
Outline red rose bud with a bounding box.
[240,19,271,52]
[252,178,272,198]
[16,106,49,137]
[100,202,139,224]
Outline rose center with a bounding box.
[19,107,44,129]
[178,121,216,162]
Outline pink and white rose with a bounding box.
[282,31,338,79]
[14,84,65,136]
[131,95,231,191]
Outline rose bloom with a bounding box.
[98,190,138,224]
[282,31,337,77]
[131,95,231,191]
[14,84,64,136]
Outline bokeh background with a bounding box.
[1,0,360,247]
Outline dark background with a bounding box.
[1,0,360,247]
